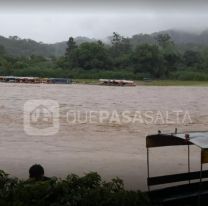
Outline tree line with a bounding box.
[1,32,208,80]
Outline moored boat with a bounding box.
[99,79,136,86]
[0,76,72,84]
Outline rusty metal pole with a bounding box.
[188,143,191,184]
[185,133,191,184]
[198,150,203,206]
[147,148,150,192]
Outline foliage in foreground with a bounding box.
[0,170,150,206]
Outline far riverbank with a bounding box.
[75,79,208,86]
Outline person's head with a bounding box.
[29,164,44,180]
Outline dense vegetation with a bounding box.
[0,170,150,206]
[1,31,208,80]
[0,36,96,57]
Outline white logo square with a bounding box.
[24,99,59,136]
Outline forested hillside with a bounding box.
[0,36,95,57]
[1,30,208,57]
[0,31,208,81]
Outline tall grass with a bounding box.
[170,71,208,81]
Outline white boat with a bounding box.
[99,79,136,86]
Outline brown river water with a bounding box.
[0,82,208,190]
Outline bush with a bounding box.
[0,170,150,206]
[170,70,208,81]
[64,69,144,80]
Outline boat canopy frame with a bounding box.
[146,131,208,202]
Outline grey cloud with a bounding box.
[0,1,207,43]
[1,0,208,12]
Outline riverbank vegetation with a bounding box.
[0,170,150,206]
[76,79,208,86]
[1,33,208,81]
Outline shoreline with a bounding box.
[75,79,208,86]
[1,78,208,86]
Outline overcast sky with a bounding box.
[0,0,207,43]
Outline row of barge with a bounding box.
[99,79,136,86]
[0,76,72,84]
[0,76,136,86]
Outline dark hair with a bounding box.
[29,164,44,179]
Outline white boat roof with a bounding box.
[177,132,208,149]
[99,79,134,83]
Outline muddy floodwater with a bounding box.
[0,83,208,190]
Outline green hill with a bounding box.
[1,30,208,57]
[0,35,95,57]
